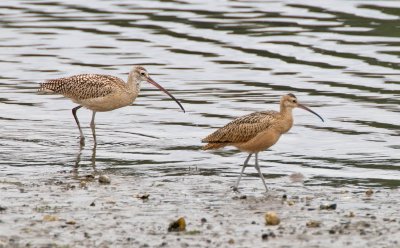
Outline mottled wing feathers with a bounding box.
[38,74,125,100]
[202,111,278,146]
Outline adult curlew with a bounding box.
[202,93,324,191]
[39,65,185,146]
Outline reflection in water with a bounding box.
[73,145,97,177]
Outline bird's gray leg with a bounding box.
[233,153,253,191]
[90,111,97,146]
[254,153,268,192]
[72,105,85,146]
[91,145,97,174]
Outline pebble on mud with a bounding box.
[262,231,276,240]
[66,220,76,225]
[306,220,321,228]
[85,174,95,181]
[98,175,111,184]
[136,193,150,200]
[265,211,280,225]
[320,203,337,210]
[168,217,186,232]
[262,233,269,241]
[366,189,373,197]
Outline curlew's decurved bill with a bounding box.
[298,104,324,122]
[146,77,185,113]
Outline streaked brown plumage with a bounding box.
[202,110,280,151]
[39,66,185,146]
[42,74,122,102]
[202,94,324,191]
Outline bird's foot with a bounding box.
[231,186,240,192]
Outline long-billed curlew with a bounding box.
[202,93,324,191]
[38,65,185,146]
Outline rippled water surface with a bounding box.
[1,0,400,188]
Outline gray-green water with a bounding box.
[1,0,400,188]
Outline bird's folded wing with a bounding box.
[202,111,278,144]
[39,74,124,100]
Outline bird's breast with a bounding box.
[234,129,281,153]
[279,117,293,134]
[77,91,137,112]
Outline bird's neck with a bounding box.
[126,72,141,97]
[280,103,293,116]
[279,105,294,133]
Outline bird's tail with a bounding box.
[202,143,227,150]
[37,80,61,94]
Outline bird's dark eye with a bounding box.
[140,72,146,76]
[292,99,297,103]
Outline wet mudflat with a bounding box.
[1,0,400,247]
[1,166,400,247]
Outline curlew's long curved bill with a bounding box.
[146,77,185,113]
[298,104,324,122]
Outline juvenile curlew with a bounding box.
[39,65,185,146]
[202,93,324,191]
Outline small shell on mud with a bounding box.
[168,217,186,232]
[43,215,58,222]
[287,200,295,206]
[365,189,373,196]
[79,181,87,188]
[306,220,321,228]
[98,175,111,184]
[289,172,305,183]
[265,211,280,225]
[105,198,116,204]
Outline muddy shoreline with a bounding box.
[1,167,399,248]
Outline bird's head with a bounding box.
[130,65,185,113]
[281,93,299,109]
[281,93,324,122]
[134,66,150,82]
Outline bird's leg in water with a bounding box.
[90,111,97,146]
[254,153,268,191]
[233,153,253,191]
[72,105,85,146]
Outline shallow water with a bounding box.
[1,0,400,188]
